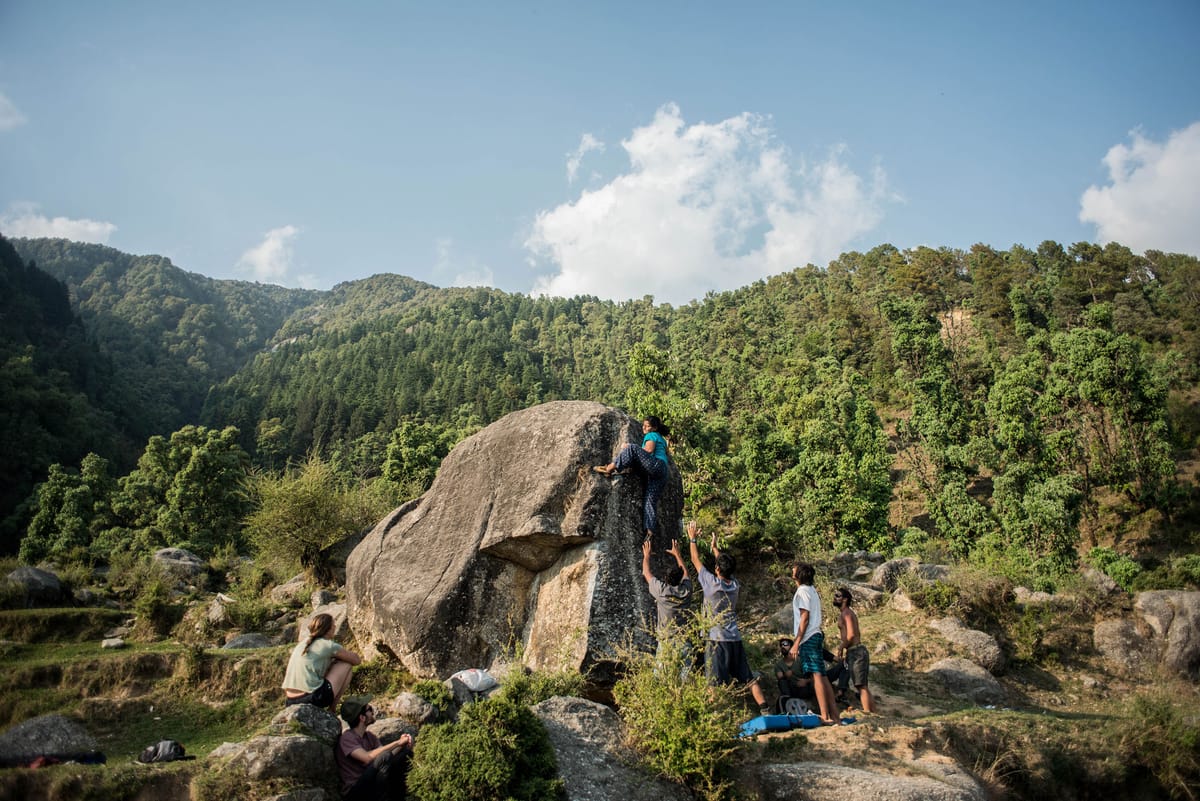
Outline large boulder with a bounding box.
[269,705,342,745]
[1134,591,1200,678]
[221,734,335,782]
[297,603,350,644]
[0,714,99,765]
[927,617,1005,674]
[925,658,1006,706]
[531,696,692,801]
[5,566,66,608]
[346,402,681,680]
[1093,618,1155,675]
[757,762,984,801]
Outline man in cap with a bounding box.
[336,695,414,800]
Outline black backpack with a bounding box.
[137,739,187,763]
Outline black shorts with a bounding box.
[705,640,755,686]
[285,678,334,708]
[845,645,869,688]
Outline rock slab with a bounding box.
[347,402,681,680]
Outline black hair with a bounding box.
[834,587,853,606]
[716,552,736,579]
[793,562,815,586]
[666,565,684,586]
[644,415,672,438]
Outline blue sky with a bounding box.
[2,1,1198,305]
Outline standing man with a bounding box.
[787,563,839,725]
[336,695,414,800]
[687,521,770,716]
[642,537,693,666]
[833,587,877,713]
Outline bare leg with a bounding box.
[859,685,876,713]
[327,661,354,706]
[749,679,767,709]
[811,673,839,724]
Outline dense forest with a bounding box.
[4,234,1199,590]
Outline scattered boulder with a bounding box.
[757,762,984,801]
[101,638,125,649]
[1080,567,1121,599]
[531,696,692,801]
[1134,591,1200,677]
[390,691,438,725]
[297,604,349,644]
[1013,587,1056,607]
[0,714,99,765]
[311,589,336,608]
[270,705,342,745]
[223,633,273,650]
[871,558,920,591]
[368,716,419,745]
[891,590,916,613]
[208,595,233,627]
[925,658,1006,706]
[153,548,207,580]
[5,566,66,607]
[927,618,1005,674]
[221,734,335,783]
[347,402,677,680]
[271,574,311,607]
[842,582,885,610]
[1093,618,1155,675]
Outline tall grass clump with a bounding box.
[1122,690,1200,800]
[612,623,741,801]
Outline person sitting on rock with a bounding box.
[336,695,414,801]
[283,612,362,709]
[774,637,815,707]
[594,415,671,540]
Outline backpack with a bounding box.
[137,739,186,764]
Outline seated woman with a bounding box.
[282,612,362,709]
[595,415,671,540]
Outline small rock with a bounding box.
[891,590,916,613]
[152,547,207,579]
[271,574,310,607]
[101,638,125,649]
[390,692,438,725]
[926,658,1006,706]
[368,716,419,745]
[223,633,273,649]
[311,590,336,609]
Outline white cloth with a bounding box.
[792,584,822,644]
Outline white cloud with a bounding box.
[433,236,495,288]
[0,203,116,242]
[526,104,889,305]
[566,133,605,184]
[237,225,300,283]
[0,93,27,131]
[1080,121,1200,256]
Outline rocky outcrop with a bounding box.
[153,548,206,580]
[1134,591,1200,677]
[927,617,1005,674]
[222,735,335,782]
[757,761,984,801]
[5,566,66,607]
[346,402,682,680]
[925,658,1006,706]
[531,696,692,801]
[0,714,100,765]
[1096,590,1200,678]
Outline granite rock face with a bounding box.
[346,402,683,681]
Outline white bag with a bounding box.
[449,668,498,693]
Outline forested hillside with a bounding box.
[5,235,1199,591]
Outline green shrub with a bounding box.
[900,577,961,616]
[133,576,181,636]
[1122,691,1200,799]
[1086,546,1143,591]
[612,627,740,801]
[497,668,586,707]
[411,678,454,713]
[407,695,564,801]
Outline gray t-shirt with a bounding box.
[648,576,693,634]
[697,567,741,642]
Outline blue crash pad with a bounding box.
[738,713,822,737]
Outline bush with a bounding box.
[497,668,586,707]
[1087,546,1143,591]
[1122,691,1200,799]
[407,695,564,801]
[411,679,454,713]
[133,575,181,636]
[612,626,740,801]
